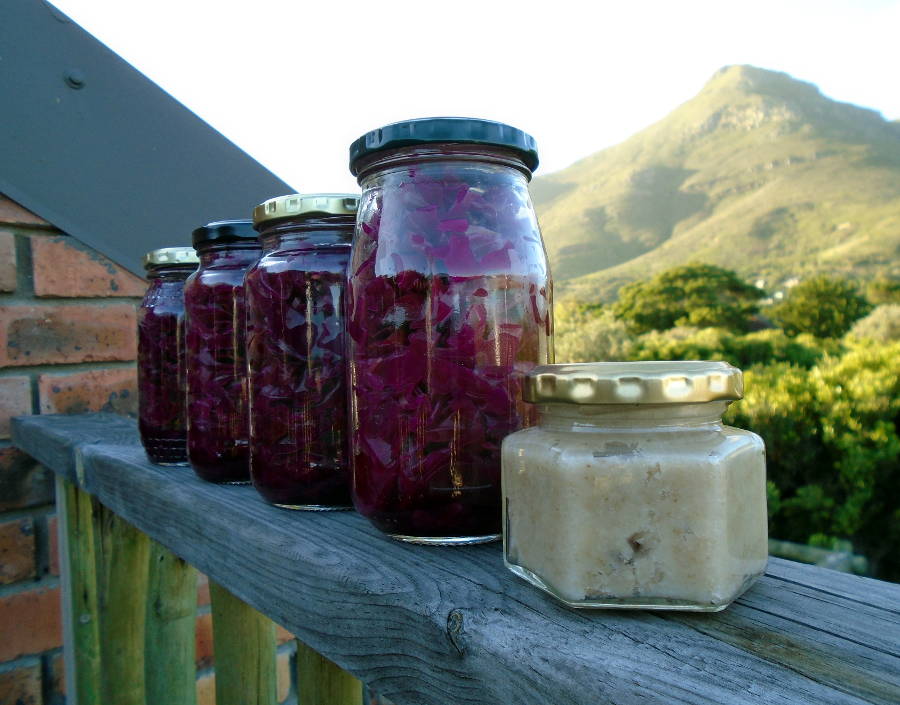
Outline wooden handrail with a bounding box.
[13,413,900,705]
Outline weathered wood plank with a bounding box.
[209,580,277,705]
[12,414,900,705]
[296,639,363,705]
[57,476,102,705]
[12,413,139,483]
[96,504,151,705]
[145,540,198,705]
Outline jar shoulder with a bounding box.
[185,267,246,291]
[502,424,764,466]
[251,249,350,278]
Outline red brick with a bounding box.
[195,612,214,669]
[0,517,36,585]
[0,195,49,227]
[0,660,42,705]
[196,671,215,705]
[277,650,291,703]
[0,586,62,660]
[197,572,210,607]
[51,651,66,697]
[0,231,16,293]
[38,368,137,416]
[0,446,54,512]
[276,624,294,646]
[0,376,32,440]
[31,235,146,298]
[48,516,59,577]
[0,303,137,367]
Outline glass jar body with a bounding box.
[184,243,260,483]
[502,402,768,611]
[137,264,195,464]
[245,219,353,508]
[347,145,553,543]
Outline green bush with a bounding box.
[554,301,634,362]
[613,263,764,334]
[866,277,900,305]
[726,342,900,580]
[770,275,872,338]
[630,327,825,368]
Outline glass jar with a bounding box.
[346,117,553,544]
[137,247,198,465]
[246,193,359,509]
[184,220,261,483]
[502,361,768,611]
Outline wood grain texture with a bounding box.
[145,540,199,705]
[209,580,277,705]
[96,503,150,705]
[296,639,363,705]
[11,412,140,483]
[13,415,900,705]
[57,477,103,705]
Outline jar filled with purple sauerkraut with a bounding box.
[347,117,554,544]
[138,247,198,465]
[184,220,261,483]
[246,193,359,509]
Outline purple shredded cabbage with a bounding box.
[184,247,259,482]
[246,241,351,506]
[347,163,552,537]
[137,270,191,464]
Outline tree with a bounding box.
[612,263,764,334]
[770,275,872,338]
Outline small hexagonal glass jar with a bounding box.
[501,361,767,611]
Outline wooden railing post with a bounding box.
[95,500,151,705]
[145,540,199,705]
[296,640,362,705]
[57,476,102,705]
[209,580,277,705]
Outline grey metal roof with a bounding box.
[0,0,295,275]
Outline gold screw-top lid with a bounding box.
[253,193,360,228]
[523,361,744,405]
[142,247,199,269]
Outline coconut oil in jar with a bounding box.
[501,361,768,611]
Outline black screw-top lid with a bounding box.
[191,219,258,248]
[349,117,540,175]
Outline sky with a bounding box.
[51,0,900,195]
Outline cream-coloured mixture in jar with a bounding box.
[502,362,768,611]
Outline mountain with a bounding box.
[533,65,900,302]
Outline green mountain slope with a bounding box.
[533,65,900,302]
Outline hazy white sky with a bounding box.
[52,0,900,194]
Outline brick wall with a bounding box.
[0,193,300,705]
[0,193,142,705]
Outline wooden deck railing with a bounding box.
[12,413,900,705]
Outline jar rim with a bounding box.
[253,194,359,230]
[524,361,743,405]
[142,247,198,269]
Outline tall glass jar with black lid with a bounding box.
[246,194,359,509]
[346,117,554,544]
[184,220,261,483]
[138,247,198,465]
